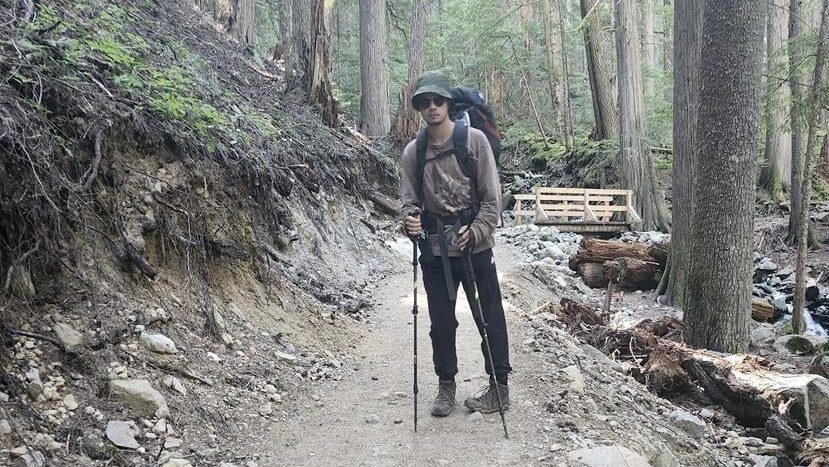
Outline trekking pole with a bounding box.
[411,237,419,433]
[461,251,509,439]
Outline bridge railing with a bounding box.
[512,187,641,232]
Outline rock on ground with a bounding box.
[567,445,652,467]
[669,409,706,439]
[105,420,140,449]
[140,332,178,354]
[109,379,170,418]
[52,322,84,348]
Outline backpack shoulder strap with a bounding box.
[415,128,428,205]
[452,115,479,213]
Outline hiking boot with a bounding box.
[464,382,510,414]
[430,380,456,417]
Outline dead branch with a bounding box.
[765,415,804,448]
[145,359,213,386]
[360,217,378,233]
[243,59,279,80]
[2,239,40,295]
[8,329,67,352]
[366,191,400,217]
[117,237,157,279]
[76,130,103,192]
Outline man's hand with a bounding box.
[405,213,422,238]
[456,225,474,252]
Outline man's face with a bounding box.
[414,93,449,126]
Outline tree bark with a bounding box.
[643,0,658,89]
[760,0,792,203]
[793,0,829,334]
[229,0,257,46]
[788,0,806,243]
[276,0,293,64]
[614,0,671,232]
[569,237,669,271]
[214,0,232,30]
[603,257,662,291]
[306,0,338,126]
[581,0,619,140]
[663,0,702,308]
[557,0,575,149]
[393,0,427,144]
[542,0,564,141]
[663,0,673,74]
[684,0,765,353]
[359,0,391,137]
[287,0,312,91]
[520,0,534,51]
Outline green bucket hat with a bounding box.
[412,71,453,104]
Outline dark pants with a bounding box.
[420,248,512,384]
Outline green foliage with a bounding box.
[15,0,290,152]
[568,139,619,188]
[653,153,673,171]
[321,0,677,147]
[501,125,566,170]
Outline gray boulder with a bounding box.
[669,409,706,439]
[53,323,83,348]
[109,379,170,418]
[105,421,140,449]
[140,332,177,354]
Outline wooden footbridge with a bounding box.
[512,187,642,233]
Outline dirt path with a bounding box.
[248,242,552,466]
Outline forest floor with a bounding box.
[237,240,738,467]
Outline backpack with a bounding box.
[449,86,501,162]
[414,86,501,211]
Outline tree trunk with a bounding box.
[793,0,829,334]
[557,0,575,149]
[393,0,427,144]
[520,0,534,51]
[542,0,564,140]
[663,0,673,74]
[214,0,232,30]
[643,0,658,88]
[684,0,765,353]
[662,0,674,101]
[229,0,257,46]
[306,0,338,126]
[760,0,792,203]
[614,0,671,232]
[490,68,505,108]
[581,0,619,140]
[663,0,703,308]
[359,0,391,137]
[275,0,293,64]
[287,0,312,91]
[788,0,805,243]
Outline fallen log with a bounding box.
[590,324,829,431]
[603,257,661,291]
[751,297,775,322]
[578,262,608,288]
[366,191,400,217]
[568,238,669,272]
[560,298,825,463]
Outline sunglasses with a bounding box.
[413,95,448,111]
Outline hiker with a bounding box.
[400,71,512,417]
